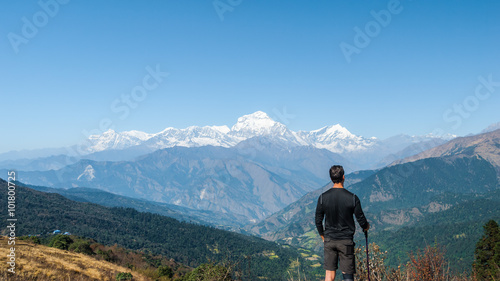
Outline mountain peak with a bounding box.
[248,111,271,118]
[238,111,273,123]
[231,111,281,133]
[309,124,356,139]
[88,129,116,139]
[481,122,500,134]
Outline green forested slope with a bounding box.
[372,191,500,272]
[0,179,320,280]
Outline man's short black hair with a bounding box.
[329,165,344,184]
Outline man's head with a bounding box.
[329,165,344,184]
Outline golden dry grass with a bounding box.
[0,236,152,281]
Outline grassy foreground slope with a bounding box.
[0,236,150,281]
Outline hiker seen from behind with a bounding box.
[315,165,370,281]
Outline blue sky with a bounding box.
[1,0,499,153]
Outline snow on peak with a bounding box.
[211,125,231,134]
[87,128,153,153]
[310,124,354,139]
[421,132,456,141]
[300,124,377,153]
[77,164,96,181]
[123,130,152,140]
[231,111,287,136]
[88,129,115,141]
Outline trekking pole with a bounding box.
[364,230,371,281]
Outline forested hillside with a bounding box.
[0,179,321,280]
[373,190,500,271]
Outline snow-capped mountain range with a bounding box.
[86,111,303,153]
[85,111,454,158]
[0,111,457,171]
[87,111,443,155]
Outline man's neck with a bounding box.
[332,182,344,189]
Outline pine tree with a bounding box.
[473,220,500,280]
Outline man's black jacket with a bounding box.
[315,187,368,240]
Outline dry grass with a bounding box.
[0,236,151,281]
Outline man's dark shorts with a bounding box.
[323,239,355,273]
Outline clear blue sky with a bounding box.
[1,0,499,153]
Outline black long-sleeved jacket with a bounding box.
[315,188,368,240]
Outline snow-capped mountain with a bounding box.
[298,125,377,153]
[85,111,373,155]
[142,125,235,149]
[87,129,153,152]
[230,111,307,145]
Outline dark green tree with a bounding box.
[473,220,500,280]
[20,235,41,244]
[115,272,133,280]
[48,235,74,250]
[157,265,174,278]
[68,239,94,255]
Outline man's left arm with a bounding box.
[354,195,369,231]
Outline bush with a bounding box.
[116,272,133,280]
[406,244,451,281]
[355,242,404,281]
[19,235,41,244]
[69,239,94,255]
[48,235,73,250]
[97,249,116,262]
[157,265,174,278]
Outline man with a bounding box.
[315,165,370,281]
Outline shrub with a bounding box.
[406,244,451,281]
[48,235,73,251]
[97,249,116,262]
[116,272,133,280]
[69,239,94,255]
[157,265,174,278]
[19,235,41,244]
[355,242,404,281]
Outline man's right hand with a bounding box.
[364,223,370,232]
[321,235,324,242]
